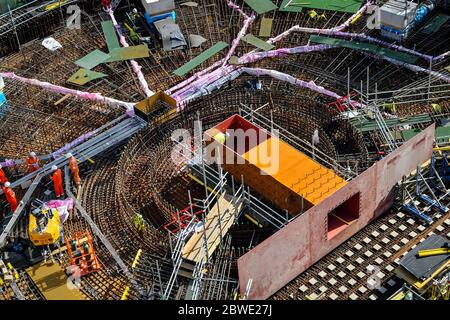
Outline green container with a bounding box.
[0,1,18,15]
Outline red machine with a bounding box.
[65,230,100,277]
[326,92,360,113]
[164,204,204,235]
[101,0,112,8]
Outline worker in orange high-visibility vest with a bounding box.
[26,152,40,173]
[51,165,64,198]
[0,164,7,184]
[67,153,81,186]
[2,182,18,212]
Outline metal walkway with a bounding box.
[0,116,146,248]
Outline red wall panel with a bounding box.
[238,124,435,300]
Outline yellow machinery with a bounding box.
[28,208,62,247]
[44,1,68,11]
[418,247,450,257]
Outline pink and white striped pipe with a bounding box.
[296,30,434,62]
[0,72,135,110]
[166,1,254,95]
[237,44,334,64]
[222,1,256,66]
[241,67,361,104]
[107,7,154,98]
[434,51,450,62]
[173,64,237,105]
[168,1,372,97]
[172,44,334,103]
[268,1,373,44]
[365,53,450,83]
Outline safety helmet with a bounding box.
[30,152,36,157]
[66,152,73,158]
[0,164,2,169]
[51,165,58,171]
[4,181,11,187]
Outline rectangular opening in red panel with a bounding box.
[327,192,360,240]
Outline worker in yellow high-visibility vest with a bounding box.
[213,131,230,144]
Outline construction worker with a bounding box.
[213,131,230,145]
[67,153,81,186]
[26,152,40,173]
[0,164,7,184]
[50,165,64,198]
[2,182,18,212]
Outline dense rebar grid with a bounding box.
[0,0,449,300]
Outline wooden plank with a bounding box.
[54,94,71,106]
[241,34,274,51]
[182,193,242,262]
[259,18,273,37]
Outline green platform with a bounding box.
[174,42,229,76]
[402,125,450,144]
[309,35,419,64]
[422,14,450,35]
[351,113,432,133]
[101,20,121,52]
[67,68,107,85]
[241,34,274,51]
[74,50,110,70]
[244,0,277,14]
[279,0,363,13]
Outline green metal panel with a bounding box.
[259,18,273,37]
[67,68,107,86]
[402,125,450,142]
[102,20,121,52]
[401,128,421,141]
[106,45,150,62]
[279,0,304,12]
[244,0,277,14]
[0,0,18,15]
[174,42,229,77]
[74,50,111,70]
[241,34,274,51]
[280,0,362,13]
[351,113,431,133]
[309,35,419,64]
[229,56,240,65]
[422,14,450,35]
[436,126,450,141]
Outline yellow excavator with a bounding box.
[28,207,62,247]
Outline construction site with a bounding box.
[0,0,449,302]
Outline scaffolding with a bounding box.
[400,155,450,224]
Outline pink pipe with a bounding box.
[0,72,135,110]
[241,67,363,106]
[168,2,254,95]
[268,1,373,44]
[107,7,154,98]
[169,1,372,97]
[222,11,255,67]
[237,44,334,64]
[366,53,450,83]
[172,44,333,102]
[280,29,434,62]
